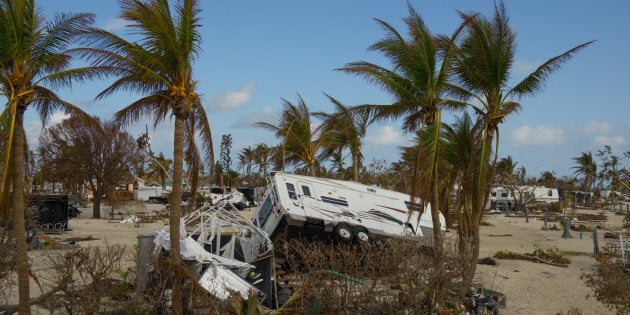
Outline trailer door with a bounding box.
[296,181,321,217]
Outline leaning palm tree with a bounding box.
[451,0,594,291]
[313,94,369,182]
[255,95,326,176]
[572,151,597,193]
[338,4,468,305]
[78,0,212,312]
[0,1,97,312]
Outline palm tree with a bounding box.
[338,4,468,304]
[441,113,482,249]
[496,156,517,179]
[146,151,173,189]
[313,94,369,182]
[253,143,272,184]
[79,1,212,312]
[238,146,255,176]
[0,1,97,312]
[255,95,325,176]
[572,151,597,192]
[451,0,594,291]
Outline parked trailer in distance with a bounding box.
[251,172,445,244]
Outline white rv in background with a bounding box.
[491,185,560,210]
[251,172,445,244]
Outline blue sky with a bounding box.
[26,0,630,178]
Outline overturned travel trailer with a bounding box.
[251,172,445,244]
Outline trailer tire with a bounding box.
[354,228,370,243]
[333,224,354,242]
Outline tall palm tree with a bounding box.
[572,151,597,192]
[79,0,212,312]
[255,95,325,176]
[451,0,594,291]
[313,94,369,182]
[338,4,468,304]
[0,1,97,312]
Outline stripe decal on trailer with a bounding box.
[321,196,349,207]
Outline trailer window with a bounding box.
[257,196,273,227]
[548,190,552,196]
[286,183,297,199]
[301,185,311,197]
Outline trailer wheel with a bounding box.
[333,224,354,242]
[354,228,370,243]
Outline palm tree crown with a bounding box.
[313,94,369,182]
[255,95,325,176]
[572,151,597,192]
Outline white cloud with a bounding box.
[365,126,405,146]
[579,121,614,134]
[594,135,626,147]
[25,120,43,147]
[50,111,70,124]
[509,125,566,146]
[24,111,71,147]
[207,82,256,111]
[103,18,128,32]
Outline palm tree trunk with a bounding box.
[352,152,359,182]
[462,130,495,293]
[430,166,446,306]
[170,116,184,314]
[13,110,31,314]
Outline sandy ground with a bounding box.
[11,205,629,314]
[473,209,627,315]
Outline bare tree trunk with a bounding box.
[13,111,31,314]
[170,116,184,314]
[92,185,102,219]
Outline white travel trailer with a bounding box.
[251,172,445,244]
[491,185,560,210]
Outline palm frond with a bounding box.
[509,40,595,99]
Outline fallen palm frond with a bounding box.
[494,248,570,267]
